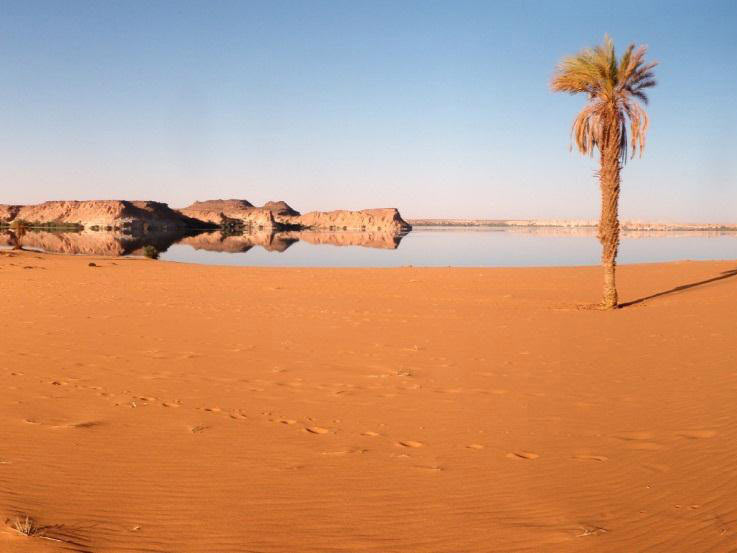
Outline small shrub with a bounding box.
[12,515,45,537]
[142,245,159,259]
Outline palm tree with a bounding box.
[551,36,656,309]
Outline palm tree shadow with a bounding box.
[621,267,737,308]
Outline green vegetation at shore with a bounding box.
[0,220,84,231]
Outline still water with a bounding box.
[3,227,734,267]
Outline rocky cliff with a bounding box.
[0,205,22,222]
[178,199,288,229]
[178,200,411,233]
[1,199,412,234]
[0,200,210,230]
[293,208,411,233]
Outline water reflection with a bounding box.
[0,227,406,256]
[0,228,201,256]
[181,229,404,253]
[2,226,734,268]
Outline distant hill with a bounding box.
[408,219,737,231]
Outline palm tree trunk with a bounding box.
[598,126,622,309]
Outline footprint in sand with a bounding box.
[161,401,181,408]
[229,410,247,420]
[189,424,209,433]
[397,440,424,448]
[305,426,330,435]
[572,454,608,462]
[279,419,297,425]
[506,451,539,460]
[54,421,102,429]
[321,448,368,456]
[613,431,662,450]
[466,444,485,450]
[362,431,380,437]
[676,430,717,439]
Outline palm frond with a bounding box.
[551,36,657,163]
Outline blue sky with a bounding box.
[1,0,735,220]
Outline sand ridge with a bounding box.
[1,251,736,551]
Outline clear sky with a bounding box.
[1,0,735,221]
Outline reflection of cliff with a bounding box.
[0,228,203,256]
[279,230,404,249]
[0,227,406,256]
[179,231,297,253]
[180,229,405,252]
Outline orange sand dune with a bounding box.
[1,251,736,552]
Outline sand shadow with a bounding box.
[621,267,737,308]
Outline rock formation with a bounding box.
[293,208,411,233]
[178,200,412,233]
[0,205,22,222]
[177,199,288,229]
[262,201,300,217]
[0,200,210,230]
[0,199,412,236]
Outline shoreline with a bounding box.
[4,246,737,270]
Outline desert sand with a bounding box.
[1,250,736,552]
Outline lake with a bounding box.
[2,226,735,267]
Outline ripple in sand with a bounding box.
[676,429,717,439]
[613,431,654,441]
[626,442,663,451]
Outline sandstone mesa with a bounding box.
[0,199,412,234]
